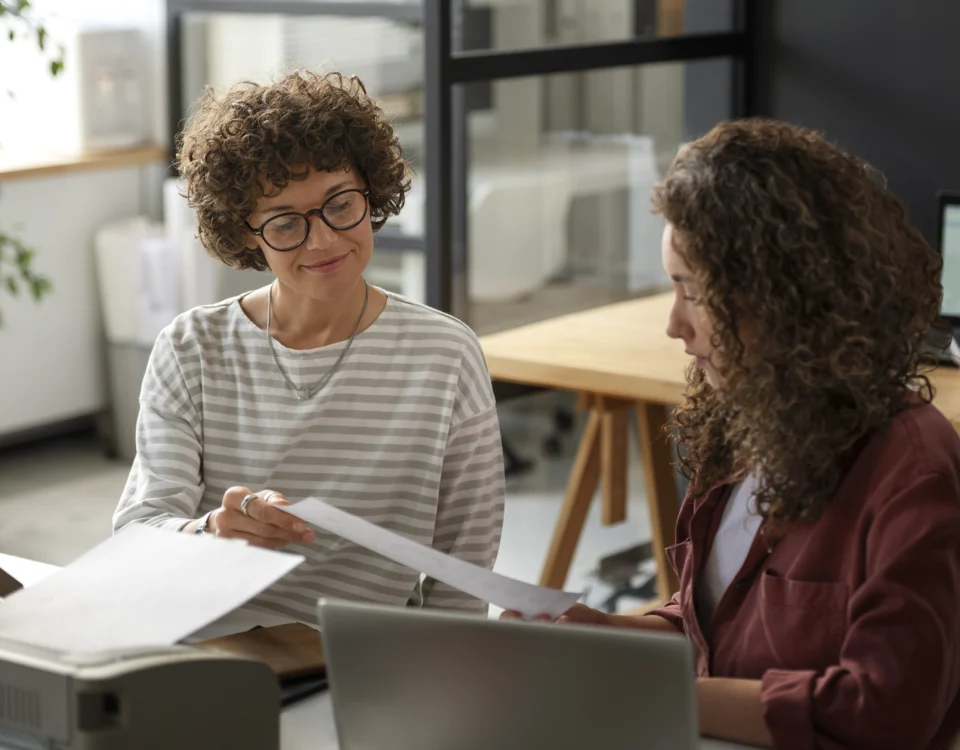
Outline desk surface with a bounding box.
[480,292,960,428]
[480,292,690,404]
[0,553,748,750]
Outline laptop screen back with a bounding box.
[940,197,960,317]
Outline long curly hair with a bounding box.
[653,119,942,525]
[177,70,410,271]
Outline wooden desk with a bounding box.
[480,292,960,601]
[0,552,750,750]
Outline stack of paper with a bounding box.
[0,525,303,654]
[0,499,583,657]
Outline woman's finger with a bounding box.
[246,492,310,536]
[222,488,313,542]
[265,494,314,541]
[216,509,298,541]
[216,528,289,550]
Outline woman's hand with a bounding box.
[499,603,614,626]
[500,603,681,633]
[208,486,315,550]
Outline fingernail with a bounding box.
[294,523,306,533]
[302,530,314,541]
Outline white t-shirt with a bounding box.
[695,474,763,626]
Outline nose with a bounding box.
[304,212,338,250]
[665,297,693,343]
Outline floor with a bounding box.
[0,391,656,611]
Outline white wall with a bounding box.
[0,164,165,436]
[0,0,167,438]
[0,0,167,149]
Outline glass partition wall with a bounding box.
[167,0,755,329]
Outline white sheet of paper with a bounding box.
[0,525,303,654]
[283,498,581,619]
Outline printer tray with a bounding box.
[196,622,325,680]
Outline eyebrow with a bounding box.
[260,181,354,216]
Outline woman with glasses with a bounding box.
[113,71,505,622]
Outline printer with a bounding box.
[0,637,279,749]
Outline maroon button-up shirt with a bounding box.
[649,402,960,749]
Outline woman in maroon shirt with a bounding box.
[511,120,960,749]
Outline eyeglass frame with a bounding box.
[245,188,372,252]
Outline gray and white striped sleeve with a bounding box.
[112,329,206,534]
[420,333,505,613]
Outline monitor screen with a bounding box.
[942,202,960,315]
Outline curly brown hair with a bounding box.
[653,119,942,526]
[177,71,410,271]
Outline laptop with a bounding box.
[936,192,960,364]
[317,599,698,750]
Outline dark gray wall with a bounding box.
[683,0,736,140]
[753,0,960,244]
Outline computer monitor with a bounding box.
[938,192,960,323]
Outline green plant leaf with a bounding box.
[14,247,35,267]
[30,277,51,301]
[17,0,30,11]
[6,276,18,295]
[50,57,63,76]
[36,24,45,50]
[7,29,14,41]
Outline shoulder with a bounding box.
[158,296,245,354]
[382,293,486,357]
[876,402,960,480]
[150,296,247,374]
[852,401,960,513]
[381,294,495,418]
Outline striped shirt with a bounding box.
[113,290,505,621]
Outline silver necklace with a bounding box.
[266,281,369,400]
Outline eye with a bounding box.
[271,219,300,234]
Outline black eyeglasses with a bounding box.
[247,188,371,252]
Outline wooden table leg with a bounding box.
[600,399,629,526]
[539,400,602,589]
[636,401,681,601]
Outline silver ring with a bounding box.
[240,493,257,516]
[262,490,277,503]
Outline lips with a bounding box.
[301,253,351,275]
[304,253,348,270]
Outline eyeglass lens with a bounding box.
[262,190,367,250]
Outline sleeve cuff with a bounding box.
[116,516,194,535]
[644,597,686,634]
[761,668,817,750]
[156,517,195,533]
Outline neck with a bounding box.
[269,278,368,348]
